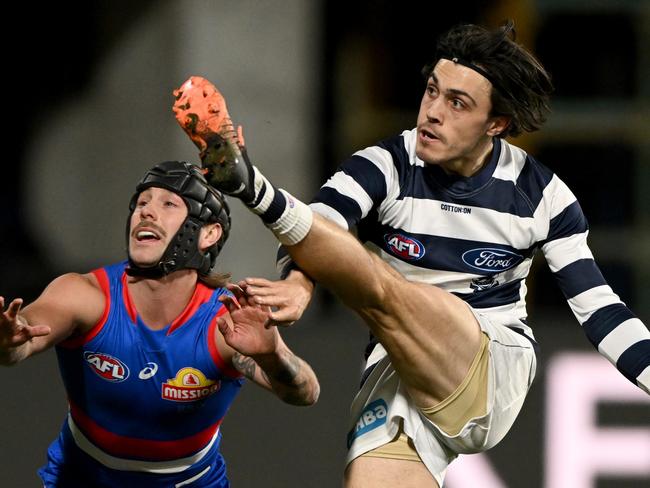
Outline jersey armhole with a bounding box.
[59,268,111,349]
[208,306,243,379]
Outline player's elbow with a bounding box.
[282,380,320,406]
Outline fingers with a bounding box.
[6,298,24,319]
[218,295,242,313]
[242,278,281,297]
[268,308,299,325]
[28,325,52,338]
[244,277,273,287]
[1,297,24,327]
[216,317,230,338]
[225,283,258,308]
[250,293,286,307]
[241,280,288,306]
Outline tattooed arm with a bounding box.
[217,285,320,406]
[231,346,319,406]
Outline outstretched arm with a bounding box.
[0,297,51,365]
[541,176,649,394]
[1,273,104,366]
[217,284,320,405]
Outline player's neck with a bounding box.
[127,269,198,329]
[441,137,494,178]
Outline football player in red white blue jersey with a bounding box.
[0,161,319,487]
[172,20,649,488]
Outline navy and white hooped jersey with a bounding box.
[40,261,243,487]
[279,128,649,394]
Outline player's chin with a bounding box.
[415,144,444,166]
[129,250,162,268]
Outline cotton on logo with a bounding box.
[84,352,129,382]
[384,233,425,260]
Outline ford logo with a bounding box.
[462,248,523,272]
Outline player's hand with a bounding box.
[239,272,314,326]
[0,297,51,361]
[216,284,280,358]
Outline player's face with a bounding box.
[128,187,188,267]
[416,59,504,172]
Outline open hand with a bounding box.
[216,284,279,358]
[0,297,51,361]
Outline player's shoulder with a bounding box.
[375,129,417,165]
[45,272,105,299]
[500,139,557,190]
[349,128,419,182]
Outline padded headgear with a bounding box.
[126,161,231,278]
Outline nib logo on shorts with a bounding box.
[84,352,129,382]
[162,367,221,402]
[347,398,388,448]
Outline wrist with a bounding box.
[0,344,27,366]
[249,347,286,372]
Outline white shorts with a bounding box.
[345,311,537,486]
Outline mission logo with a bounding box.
[162,367,221,402]
[384,233,425,260]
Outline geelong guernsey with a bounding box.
[279,128,649,394]
[40,261,243,487]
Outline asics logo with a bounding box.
[462,248,523,272]
[139,362,159,380]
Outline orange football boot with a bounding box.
[173,76,255,201]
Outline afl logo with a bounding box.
[84,352,129,382]
[384,233,425,260]
[462,248,523,272]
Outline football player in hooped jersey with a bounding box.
[173,20,649,488]
[0,161,319,487]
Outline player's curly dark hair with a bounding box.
[422,20,553,138]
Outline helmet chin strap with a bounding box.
[124,259,175,279]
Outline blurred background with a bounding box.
[1,0,648,486]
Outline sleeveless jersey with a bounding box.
[39,261,244,487]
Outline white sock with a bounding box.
[246,167,313,246]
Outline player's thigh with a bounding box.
[344,456,439,488]
[358,278,483,402]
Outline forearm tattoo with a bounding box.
[267,353,311,404]
[272,354,303,386]
[232,353,258,380]
[234,351,313,404]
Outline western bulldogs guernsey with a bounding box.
[279,128,649,393]
[39,261,244,488]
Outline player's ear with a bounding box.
[200,223,223,251]
[487,115,510,137]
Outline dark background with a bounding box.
[1,1,648,487]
